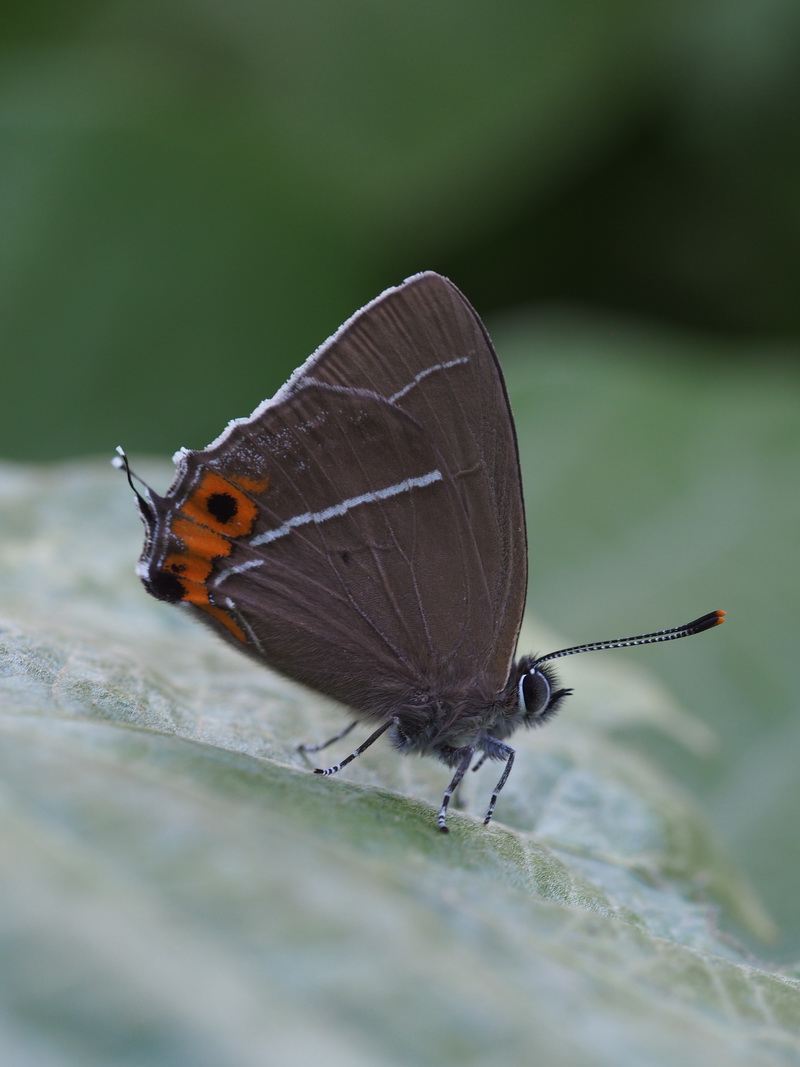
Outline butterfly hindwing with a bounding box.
[138,272,527,716]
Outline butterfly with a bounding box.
[116,272,724,831]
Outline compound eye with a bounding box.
[519,669,552,716]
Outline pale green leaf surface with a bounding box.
[0,452,797,1066]
[496,311,800,961]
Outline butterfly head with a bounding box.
[514,657,572,728]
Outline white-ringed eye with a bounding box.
[518,668,552,716]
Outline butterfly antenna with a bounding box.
[533,610,726,667]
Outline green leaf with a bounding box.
[0,453,796,1067]
[496,308,800,963]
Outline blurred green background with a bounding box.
[2,0,799,962]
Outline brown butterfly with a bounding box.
[117,272,724,831]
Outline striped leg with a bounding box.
[482,743,515,826]
[314,717,398,777]
[298,719,358,754]
[437,747,475,833]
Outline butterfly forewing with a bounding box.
[285,272,528,686]
[142,272,527,716]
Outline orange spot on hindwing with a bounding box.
[179,471,264,536]
[147,470,267,643]
[171,517,231,564]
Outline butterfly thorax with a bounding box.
[387,655,570,765]
[390,682,521,758]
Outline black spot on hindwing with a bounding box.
[147,569,186,603]
[206,492,238,524]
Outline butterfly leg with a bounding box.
[298,719,358,755]
[471,753,488,773]
[314,717,399,777]
[482,742,515,826]
[437,747,475,834]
